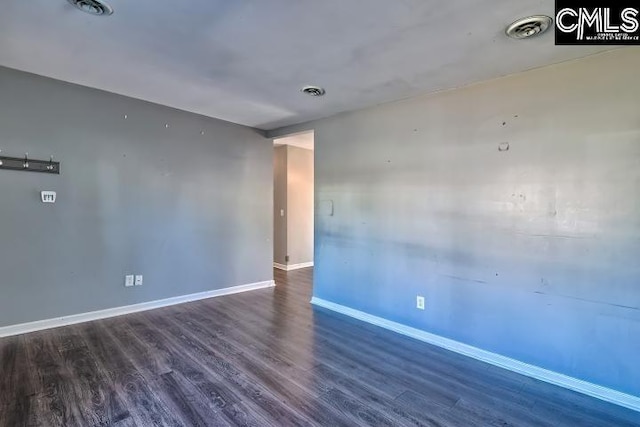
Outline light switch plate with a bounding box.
[319,200,334,216]
[135,275,143,286]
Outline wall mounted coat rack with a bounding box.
[0,153,60,174]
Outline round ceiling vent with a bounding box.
[506,16,552,39]
[301,86,326,97]
[68,0,113,16]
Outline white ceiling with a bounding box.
[274,131,314,151]
[0,1,613,130]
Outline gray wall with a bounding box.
[273,145,288,265]
[276,48,640,396]
[286,146,314,265]
[0,66,273,328]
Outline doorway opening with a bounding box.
[272,130,314,273]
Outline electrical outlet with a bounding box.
[416,295,425,310]
[135,275,143,286]
[125,275,135,287]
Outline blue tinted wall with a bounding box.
[303,49,640,396]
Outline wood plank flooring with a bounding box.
[1,268,639,426]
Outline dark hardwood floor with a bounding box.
[1,268,639,426]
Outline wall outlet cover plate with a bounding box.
[41,191,57,203]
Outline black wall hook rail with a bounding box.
[0,156,60,174]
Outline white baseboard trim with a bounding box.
[0,280,275,338]
[310,297,640,413]
[274,262,314,271]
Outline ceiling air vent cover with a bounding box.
[68,0,114,16]
[301,86,326,97]
[506,16,552,39]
